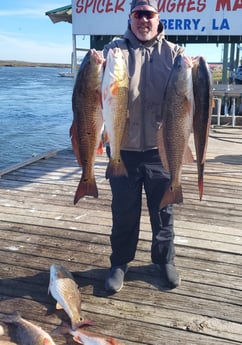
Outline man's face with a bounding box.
[129,5,160,42]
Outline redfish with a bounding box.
[53,322,125,345]
[192,56,212,200]
[71,49,104,204]
[102,47,129,179]
[158,55,194,209]
[48,264,93,330]
[1,312,56,345]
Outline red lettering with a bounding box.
[85,0,95,11]
[167,0,176,12]
[158,0,166,12]
[158,0,207,12]
[177,0,186,12]
[96,0,105,13]
[75,0,125,13]
[187,0,196,11]
[106,0,113,12]
[115,0,125,12]
[215,0,242,11]
[233,0,242,10]
[215,0,231,11]
[76,0,84,13]
[197,0,206,12]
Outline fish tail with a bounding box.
[198,163,204,201]
[105,158,128,179]
[160,185,183,209]
[198,178,203,201]
[74,177,98,204]
[1,311,21,324]
[70,122,82,167]
[52,322,70,335]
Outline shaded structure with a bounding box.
[45,4,241,81]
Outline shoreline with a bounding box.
[0,60,71,68]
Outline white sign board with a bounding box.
[72,0,242,36]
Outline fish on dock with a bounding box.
[0,311,56,345]
[158,54,194,209]
[192,56,212,200]
[102,47,129,179]
[71,49,105,204]
[48,264,93,330]
[53,322,125,345]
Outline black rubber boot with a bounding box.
[105,264,128,293]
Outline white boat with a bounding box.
[58,71,74,78]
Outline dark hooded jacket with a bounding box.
[103,24,184,151]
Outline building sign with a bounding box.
[72,0,242,36]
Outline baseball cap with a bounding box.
[130,0,158,12]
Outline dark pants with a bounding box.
[108,149,175,267]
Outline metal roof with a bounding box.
[45,4,72,24]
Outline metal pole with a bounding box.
[222,43,229,84]
[72,34,77,78]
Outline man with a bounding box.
[103,0,183,293]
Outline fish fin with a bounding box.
[157,126,169,172]
[73,336,83,344]
[160,185,183,209]
[183,145,194,164]
[74,177,98,204]
[105,158,128,179]
[110,81,119,95]
[108,337,120,345]
[99,90,103,109]
[96,139,104,155]
[70,122,82,167]
[185,97,193,115]
[56,302,63,310]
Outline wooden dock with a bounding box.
[0,126,242,344]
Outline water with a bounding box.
[0,66,74,170]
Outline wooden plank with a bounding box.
[1,128,242,345]
[0,150,57,177]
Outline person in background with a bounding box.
[103,0,184,293]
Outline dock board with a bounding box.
[0,127,241,344]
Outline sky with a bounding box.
[0,0,225,64]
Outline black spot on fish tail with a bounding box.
[74,178,98,204]
[105,158,128,179]
[159,185,183,209]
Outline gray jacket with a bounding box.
[103,25,184,151]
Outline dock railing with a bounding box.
[212,84,242,127]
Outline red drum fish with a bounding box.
[192,56,212,200]
[71,49,104,204]
[158,54,194,209]
[1,312,56,345]
[102,47,129,179]
[48,264,94,330]
[53,322,125,345]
